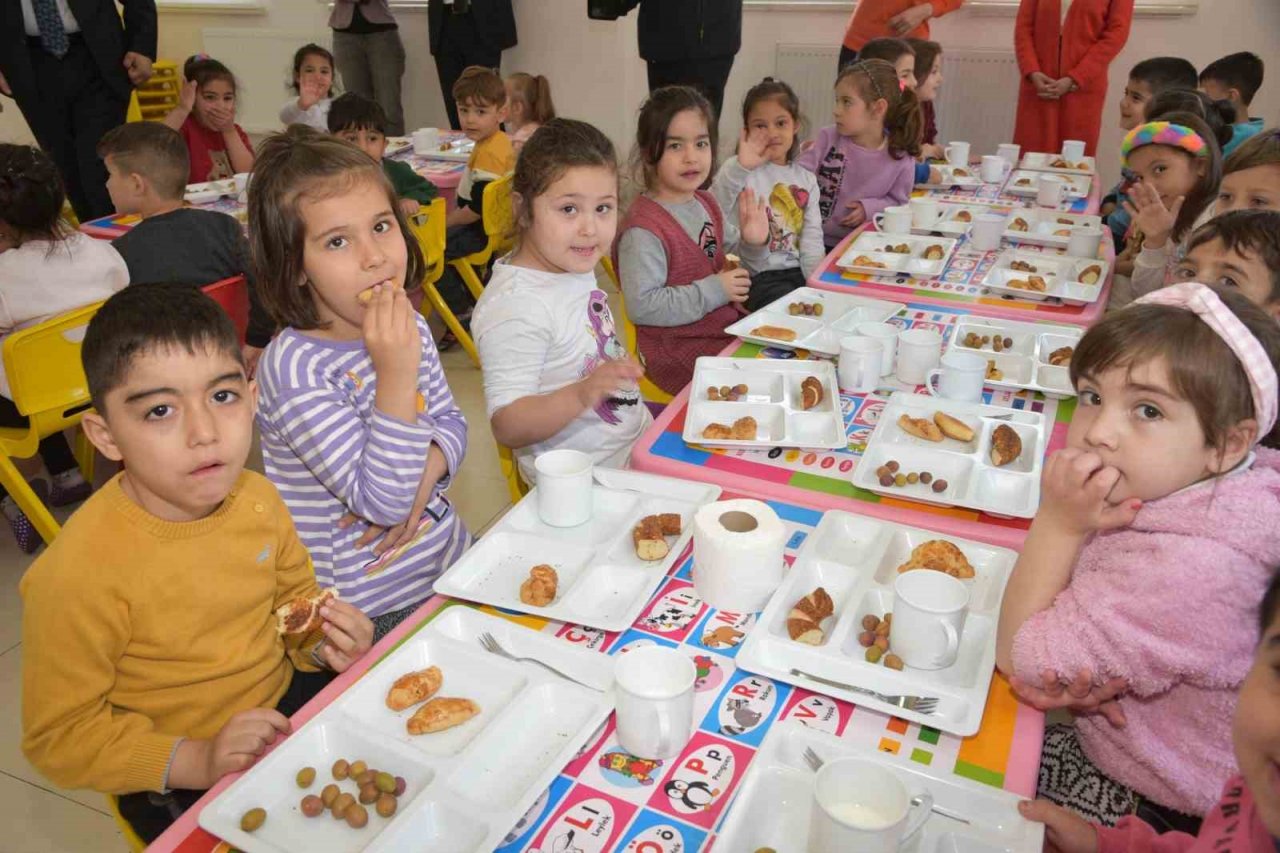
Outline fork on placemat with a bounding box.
[801,747,971,824]
[478,632,604,692]
[788,668,938,715]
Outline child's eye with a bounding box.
[1252,197,1271,208]
[1152,165,1165,174]
[212,389,240,404]
[145,404,173,421]
[696,139,710,149]
[595,203,613,214]
[560,204,577,215]
[666,141,680,152]
[326,235,348,249]
[1135,404,1163,421]
[1174,264,1195,279]
[1216,275,1239,289]
[1079,389,1101,406]
[373,219,394,234]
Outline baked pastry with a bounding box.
[923,244,946,260]
[386,666,442,711]
[275,588,338,635]
[1050,157,1070,168]
[989,424,1022,467]
[632,515,671,561]
[786,587,834,645]
[884,243,911,254]
[1056,218,1074,225]
[723,253,741,272]
[1010,259,1038,273]
[1015,177,1033,186]
[986,359,1003,381]
[656,513,682,535]
[852,254,887,269]
[407,697,480,735]
[954,209,973,222]
[897,539,975,579]
[439,141,453,151]
[751,325,797,342]
[702,422,732,440]
[953,167,970,177]
[1053,229,1072,237]
[1009,275,1048,292]
[800,376,824,410]
[934,411,975,442]
[519,564,558,606]
[730,416,757,440]
[1048,346,1074,366]
[898,414,943,442]
[1009,217,1029,232]
[1078,264,1102,285]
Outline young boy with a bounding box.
[327,91,439,218]
[97,123,275,375]
[1174,210,1280,319]
[1219,129,1280,214]
[20,284,374,843]
[1200,52,1266,155]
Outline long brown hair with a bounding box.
[512,117,616,234]
[836,59,922,160]
[1136,111,1224,243]
[506,72,556,124]
[741,77,805,163]
[904,38,941,95]
[631,86,717,191]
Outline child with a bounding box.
[0,144,127,550]
[504,72,556,153]
[97,122,276,375]
[905,38,944,161]
[1174,210,1280,318]
[472,118,650,484]
[164,55,255,183]
[248,126,470,638]
[328,92,439,218]
[1019,570,1280,851]
[1199,52,1266,155]
[1218,128,1280,213]
[613,85,768,396]
[856,38,916,90]
[21,283,374,843]
[280,43,338,132]
[797,59,921,252]
[995,283,1280,828]
[712,78,824,311]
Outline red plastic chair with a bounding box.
[203,275,249,345]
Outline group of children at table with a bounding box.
[0,30,1279,849]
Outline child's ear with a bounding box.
[1211,418,1258,474]
[498,102,510,123]
[81,411,125,463]
[248,378,259,416]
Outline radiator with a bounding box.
[202,28,331,134]
[775,43,841,134]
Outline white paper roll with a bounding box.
[691,499,787,612]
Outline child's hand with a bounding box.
[363,283,421,388]
[298,79,327,111]
[738,187,769,246]
[398,198,422,218]
[317,600,374,672]
[921,143,945,161]
[1017,800,1100,853]
[575,358,644,410]
[736,126,771,171]
[1121,181,1181,250]
[1099,200,1116,218]
[205,708,291,784]
[1009,668,1129,728]
[1039,448,1142,536]
[718,268,751,303]
[839,201,867,228]
[179,78,197,113]
[927,166,943,184]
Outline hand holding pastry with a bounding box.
[316,600,374,673]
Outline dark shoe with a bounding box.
[49,470,92,507]
[2,479,51,555]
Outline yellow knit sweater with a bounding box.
[21,471,322,795]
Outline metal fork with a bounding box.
[478,632,605,692]
[802,748,971,824]
[788,668,939,715]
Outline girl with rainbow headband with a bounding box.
[996,283,1280,830]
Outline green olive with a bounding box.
[295,766,316,788]
[239,807,266,832]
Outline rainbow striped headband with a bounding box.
[1120,122,1208,166]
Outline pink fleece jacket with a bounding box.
[1012,448,1280,816]
[1096,776,1277,852]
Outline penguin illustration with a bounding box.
[664,779,720,811]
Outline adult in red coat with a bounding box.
[1012,0,1134,157]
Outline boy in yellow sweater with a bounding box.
[20,283,374,843]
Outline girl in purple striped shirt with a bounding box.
[247,126,471,638]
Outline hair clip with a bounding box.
[899,78,907,93]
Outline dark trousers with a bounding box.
[332,29,407,136]
[435,221,488,316]
[837,46,858,76]
[116,669,336,844]
[0,396,78,501]
[746,267,807,313]
[18,35,128,221]
[647,56,735,121]
[433,13,502,130]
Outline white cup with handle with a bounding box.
[854,321,898,376]
[890,569,970,669]
[909,197,941,229]
[534,449,593,527]
[1067,225,1103,259]
[944,140,970,167]
[1061,139,1087,162]
[412,127,440,154]
[809,759,934,853]
[980,154,1009,183]
[997,142,1021,169]
[873,205,913,234]
[614,646,695,760]
[839,336,882,393]
[895,327,943,386]
[927,349,987,403]
[1037,174,1068,207]
[969,212,1006,252]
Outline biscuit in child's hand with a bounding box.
[897,414,943,442]
[275,588,338,635]
[520,565,558,606]
[407,697,480,735]
[386,666,443,711]
[723,253,740,272]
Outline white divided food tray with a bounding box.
[1003,209,1104,249]
[715,722,1044,850]
[949,317,1084,399]
[1004,169,1090,199]
[723,287,906,356]
[980,249,1110,305]
[917,163,983,188]
[383,137,413,157]
[682,357,845,450]
[735,510,1017,736]
[422,137,475,163]
[836,231,960,279]
[1018,151,1098,175]
[850,393,1045,519]
[910,202,993,237]
[185,178,236,204]
[198,606,615,853]
[434,468,720,631]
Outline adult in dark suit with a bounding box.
[427,0,517,130]
[621,0,742,120]
[0,0,156,221]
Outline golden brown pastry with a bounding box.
[955,209,973,222]
[786,587,834,645]
[898,414,944,442]
[1015,177,1033,186]
[702,422,732,440]
[1048,346,1074,366]
[275,588,338,635]
[520,564,559,607]
[1010,259,1038,273]
[386,666,443,711]
[852,254,887,269]
[1050,157,1070,168]
[723,253,741,272]
[751,325,797,342]
[897,539,975,579]
[730,416,758,440]
[986,359,1004,381]
[633,516,669,562]
[1078,264,1102,285]
[800,376,824,410]
[1053,229,1072,237]
[1009,217,1030,232]
[1009,276,1048,292]
[923,244,946,260]
[953,167,970,177]
[407,697,480,735]
[934,411,975,442]
[989,424,1023,467]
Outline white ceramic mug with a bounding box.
[944,140,970,167]
[927,349,987,403]
[1067,225,1103,259]
[1037,174,1068,208]
[997,142,1021,169]
[1061,139,1087,162]
[909,197,941,228]
[895,327,943,386]
[891,569,970,669]
[809,759,934,853]
[232,171,251,196]
[838,336,882,393]
[854,321,898,377]
[614,646,695,760]
[533,449,593,527]
[969,212,1006,252]
[873,205,913,234]
[980,155,1009,183]
[412,127,440,154]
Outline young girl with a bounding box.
[712,78,824,311]
[248,126,470,638]
[164,55,255,184]
[280,43,338,132]
[905,38,944,161]
[614,85,768,397]
[996,283,1280,829]
[856,38,917,89]
[1218,128,1280,213]
[472,118,649,484]
[797,59,921,252]
[0,145,127,551]
[505,72,556,153]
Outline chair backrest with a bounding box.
[408,198,448,286]
[203,275,249,345]
[481,174,516,258]
[2,301,103,420]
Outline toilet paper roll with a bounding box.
[691,499,787,613]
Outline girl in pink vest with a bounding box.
[613,86,769,396]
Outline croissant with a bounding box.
[386,666,442,711]
[407,697,480,735]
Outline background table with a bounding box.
[149,496,1044,853]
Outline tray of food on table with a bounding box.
[979,249,1110,305]
[184,178,237,205]
[916,163,983,188]
[948,316,1084,398]
[723,287,907,356]
[835,232,960,279]
[908,202,997,237]
[1017,151,1097,175]
[1005,170,1091,199]
[1003,209,1104,249]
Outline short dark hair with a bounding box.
[1145,88,1236,151]
[82,282,242,412]
[327,92,388,135]
[1261,571,1280,635]
[1129,56,1198,94]
[183,54,237,94]
[1185,210,1280,304]
[858,38,914,68]
[290,43,335,95]
[452,65,506,107]
[96,123,190,201]
[0,143,67,244]
[741,77,805,163]
[513,118,616,232]
[632,85,718,190]
[1200,52,1265,105]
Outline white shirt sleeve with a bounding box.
[473,293,556,418]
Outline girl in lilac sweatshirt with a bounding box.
[996,283,1280,826]
[797,58,921,251]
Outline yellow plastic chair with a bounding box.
[497,442,528,503]
[410,199,480,366]
[597,258,673,405]
[0,301,101,547]
[106,794,146,852]
[448,174,515,301]
[126,90,143,123]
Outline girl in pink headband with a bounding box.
[997,283,1280,828]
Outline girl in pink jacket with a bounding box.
[996,283,1280,827]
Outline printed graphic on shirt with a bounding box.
[207,150,235,182]
[697,221,718,263]
[580,289,640,425]
[814,147,847,221]
[767,183,808,255]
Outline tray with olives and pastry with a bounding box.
[682,357,846,450]
[735,509,1019,735]
[851,393,1046,519]
[907,201,998,237]
[979,249,1110,305]
[199,604,615,853]
[1004,169,1091,199]
[949,317,1085,399]
[1002,209,1104,249]
[723,286,907,356]
[835,231,960,279]
[1018,150,1098,175]
[915,162,984,188]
